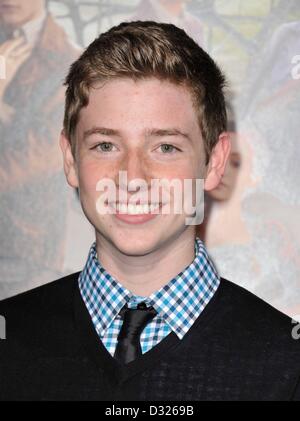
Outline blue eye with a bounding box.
[93,142,115,152]
[160,144,179,153]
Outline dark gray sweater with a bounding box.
[0,272,299,401]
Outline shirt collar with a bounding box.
[12,9,47,45]
[78,237,220,340]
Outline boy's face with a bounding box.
[61,77,226,256]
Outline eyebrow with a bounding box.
[83,126,192,142]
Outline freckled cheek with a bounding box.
[159,166,196,181]
[77,160,196,195]
[77,161,111,196]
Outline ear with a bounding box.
[204,132,231,191]
[59,130,79,188]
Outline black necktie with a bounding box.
[114,302,157,364]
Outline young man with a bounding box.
[0,21,299,401]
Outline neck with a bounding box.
[205,196,251,248]
[96,228,196,296]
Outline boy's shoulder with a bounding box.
[219,278,300,353]
[0,271,81,321]
[220,277,295,326]
[0,272,82,358]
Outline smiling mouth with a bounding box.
[109,202,162,215]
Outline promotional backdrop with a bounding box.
[0,0,299,318]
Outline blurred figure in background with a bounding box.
[132,0,204,46]
[0,0,80,298]
[240,21,300,316]
[197,99,244,244]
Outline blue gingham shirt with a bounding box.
[78,237,220,357]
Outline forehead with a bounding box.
[77,77,200,133]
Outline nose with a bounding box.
[115,149,155,203]
[118,149,150,189]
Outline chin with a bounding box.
[111,232,162,257]
[93,212,184,256]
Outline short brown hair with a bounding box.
[63,20,227,163]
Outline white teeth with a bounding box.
[150,204,161,212]
[111,203,160,214]
[120,204,128,214]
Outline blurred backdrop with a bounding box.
[0,0,299,317]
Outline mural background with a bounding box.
[0,0,299,317]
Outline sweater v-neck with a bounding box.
[73,275,227,384]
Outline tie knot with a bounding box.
[117,302,157,341]
[114,302,157,364]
